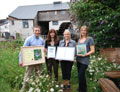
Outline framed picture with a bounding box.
[77,44,87,55]
[56,47,75,61]
[47,46,56,58]
[21,46,45,66]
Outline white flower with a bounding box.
[26,78,29,82]
[52,81,55,84]
[93,87,96,90]
[28,87,34,92]
[29,79,33,83]
[89,69,94,73]
[15,76,18,80]
[39,83,42,86]
[34,88,40,92]
[56,85,59,88]
[113,63,117,68]
[93,55,96,58]
[58,89,63,92]
[50,88,54,92]
[36,78,39,83]
[100,18,102,20]
[90,78,92,81]
[32,82,35,85]
[90,73,93,75]
[98,57,102,61]
[46,75,49,78]
[60,84,63,88]
[117,65,120,69]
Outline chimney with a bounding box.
[53,1,62,5]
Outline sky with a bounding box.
[0,0,70,19]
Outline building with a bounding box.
[8,1,72,40]
[0,19,10,40]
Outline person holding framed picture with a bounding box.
[59,29,76,90]
[44,29,59,81]
[19,25,45,91]
[76,26,95,92]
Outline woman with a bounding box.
[45,29,59,81]
[76,26,95,92]
[59,29,76,90]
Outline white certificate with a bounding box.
[56,47,75,61]
[47,46,56,58]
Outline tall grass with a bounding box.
[0,41,25,92]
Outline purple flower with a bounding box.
[96,26,99,29]
[100,20,104,25]
[113,15,117,19]
[93,34,96,37]
[104,43,106,45]
[112,38,115,40]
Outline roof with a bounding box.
[9,2,70,20]
[0,19,8,26]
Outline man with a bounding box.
[19,25,45,90]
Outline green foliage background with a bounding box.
[70,0,120,49]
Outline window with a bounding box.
[52,21,58,25]
[11,20,14,25]
[54,11,57,15]
[5,26,8,29]
[23,20,29,28]
[60,11,66,15]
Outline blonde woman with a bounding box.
[59,29,76,90]
[76,26,95,92]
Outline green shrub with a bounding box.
[71,0,120,50]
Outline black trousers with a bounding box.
[46,58,59,81]
[77,62,88,92]
[61,60,73,80]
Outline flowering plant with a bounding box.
[70,0,120,50]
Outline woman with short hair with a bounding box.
[59,29,76,90]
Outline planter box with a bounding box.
[99,48,120,64]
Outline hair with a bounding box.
[63,29,71,35]
[33,25,41,30]
[80,25,88,39]
[46,29,58,44]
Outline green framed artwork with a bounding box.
[21,46,45,66]
[77,44,87,55]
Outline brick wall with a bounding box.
[99,48,120,64]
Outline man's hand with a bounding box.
[19,62,23,67]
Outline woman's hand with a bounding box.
[44,48,47,53]
[77,54,87,57]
